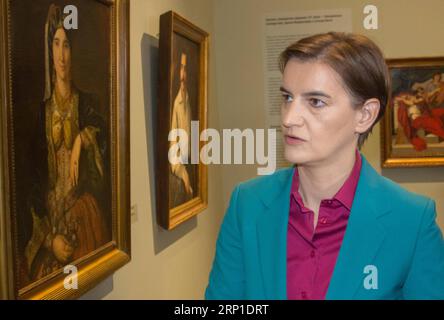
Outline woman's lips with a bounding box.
[284,135,306,145]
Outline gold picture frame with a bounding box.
[0,0,130,299]
[382,57,444,168]
[156,11,208,230]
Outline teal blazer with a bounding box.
[205,155,444,299]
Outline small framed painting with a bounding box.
[156,11,208,230]
[381,57,444,167]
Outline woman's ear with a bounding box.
[355,98,380,134]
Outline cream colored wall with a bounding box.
[81,0,224,299]
[213,0,444,230]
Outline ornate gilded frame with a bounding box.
[382,57,444,168]
[157,11,208,230]
[0,0,130,299]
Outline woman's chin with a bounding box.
[284,150,311,165]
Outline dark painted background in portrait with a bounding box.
[391,67,444,96]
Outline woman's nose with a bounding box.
[59,50,66,62]
[282,102,304,127]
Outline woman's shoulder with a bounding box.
[361,156,433,212]
[377,172,433,209]
[367,168,436,231]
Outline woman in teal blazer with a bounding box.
[206,32,444,300]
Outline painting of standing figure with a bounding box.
[381,57,444,167]
[169,50,199,209]
[0,0,130,300]
[157,11,208,230]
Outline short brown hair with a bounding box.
[279,32,391,148]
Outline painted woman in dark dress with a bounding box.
[24,4,109,283]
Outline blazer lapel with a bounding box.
[256,167,294,299]
[326,156,391,299]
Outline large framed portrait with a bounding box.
[0,0,130,299]
[156,11,208,230]
[381,57,444,167]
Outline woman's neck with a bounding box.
[55,78,72,100]
[297,147,357,211]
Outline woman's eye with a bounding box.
[309,98,326,108]
[282,94,293,103]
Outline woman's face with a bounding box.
[52,28,71,82]
[280,58,360,166]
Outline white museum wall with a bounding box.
[81,0,224,299]
[213,0,444,231]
